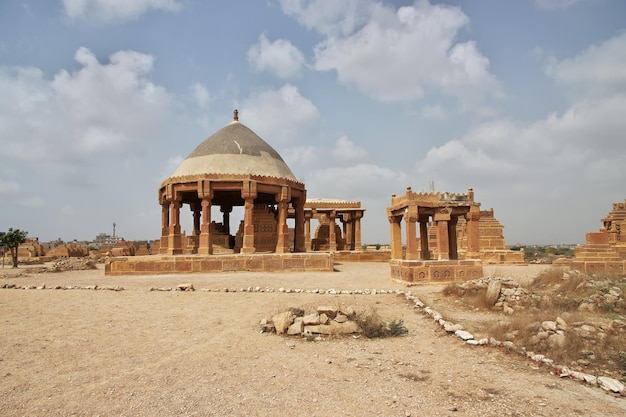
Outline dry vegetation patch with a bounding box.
[442,268,626,381]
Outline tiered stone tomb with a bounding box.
[559,198,626,273]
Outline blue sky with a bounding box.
[0,0,625,245]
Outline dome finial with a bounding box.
[233,109,239,122]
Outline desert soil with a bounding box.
[1,262,625,417]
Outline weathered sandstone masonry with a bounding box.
[106,110,332,275]
[304,199,364,252]
[556,198,626,273]
[105,253,333,275]
[387,187,483,284]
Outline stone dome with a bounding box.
[168,112,298,182]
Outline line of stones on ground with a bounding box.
[404,292,625,395]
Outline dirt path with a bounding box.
[1,262,624,416]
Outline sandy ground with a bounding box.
[1,262,625,416]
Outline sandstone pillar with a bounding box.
[167,200,182,255]
[191,203,201,237]
[419,219,430,260]
[354,212,362,251]
[389,215,403,260]
[294,196,306,253]
[465,207,480,259]
[328,210,337,252]
[160,202,170,254]
[304,211,312,252]
[275,200,290,253]
[221,205,232,235]
[241,181,257,254]
[434,210,451,260]
[342,214,351,250]
[241,198,255,253]
[198,198,213,255]
[449,215,459,260]
[404,207,418,260]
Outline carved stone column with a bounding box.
[191,203,201,236]
[304,211,313,252]
[434,209,451,260]
[419,219,430,260]
[449,215,459,260]
[341,214,351,250]
[198,197,212,255]
[354,212,362,250]
[221,205,232,235]
[241,181,257,254]
[328,210,337,252]
[465,207,481,259]
[389,214,403,260]
[168,200,182,255]
[404,206,418,260]
[293,196,306,253]
[160,201,170,254]
[275,199,290,253]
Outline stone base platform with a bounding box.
[390,259,484,285]
[554,259,626,274]
[333,250,391,263]
[104,253,334,276]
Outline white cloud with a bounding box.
[283,146,318,167]
[0,47,171,161]
[306,163,408,200]
[285,0,500,107]
[247,34,305,79]
[239,84,319,143]
[161,155,184,181]
[279,0,374,36]
[545,32,626,97]
[62,0,182,23]
[191,83,210,107]
[332,136,367,161]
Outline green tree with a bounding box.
[0,228,28,268]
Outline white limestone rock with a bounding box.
[272,311,295,335]
[485,280,502,305]
[455,330,474,341]
[598,376,625,393]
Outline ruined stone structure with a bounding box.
[47,243,88,258]
[558,198,626,273]
[387,187,483,284]
[432,208,525,264]
[106,110,332,275]
[304,199,364,252]
[16,238,46,260]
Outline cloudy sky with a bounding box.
[1,0,625,245]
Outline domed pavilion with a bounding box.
[157,110,307,255]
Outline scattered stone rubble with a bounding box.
[406,291,625,395]
[0,283,123,291]
[39,258,97,273]
[259,306,361,337]
[452,271,626,314]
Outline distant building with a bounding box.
[94,233,124,246]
